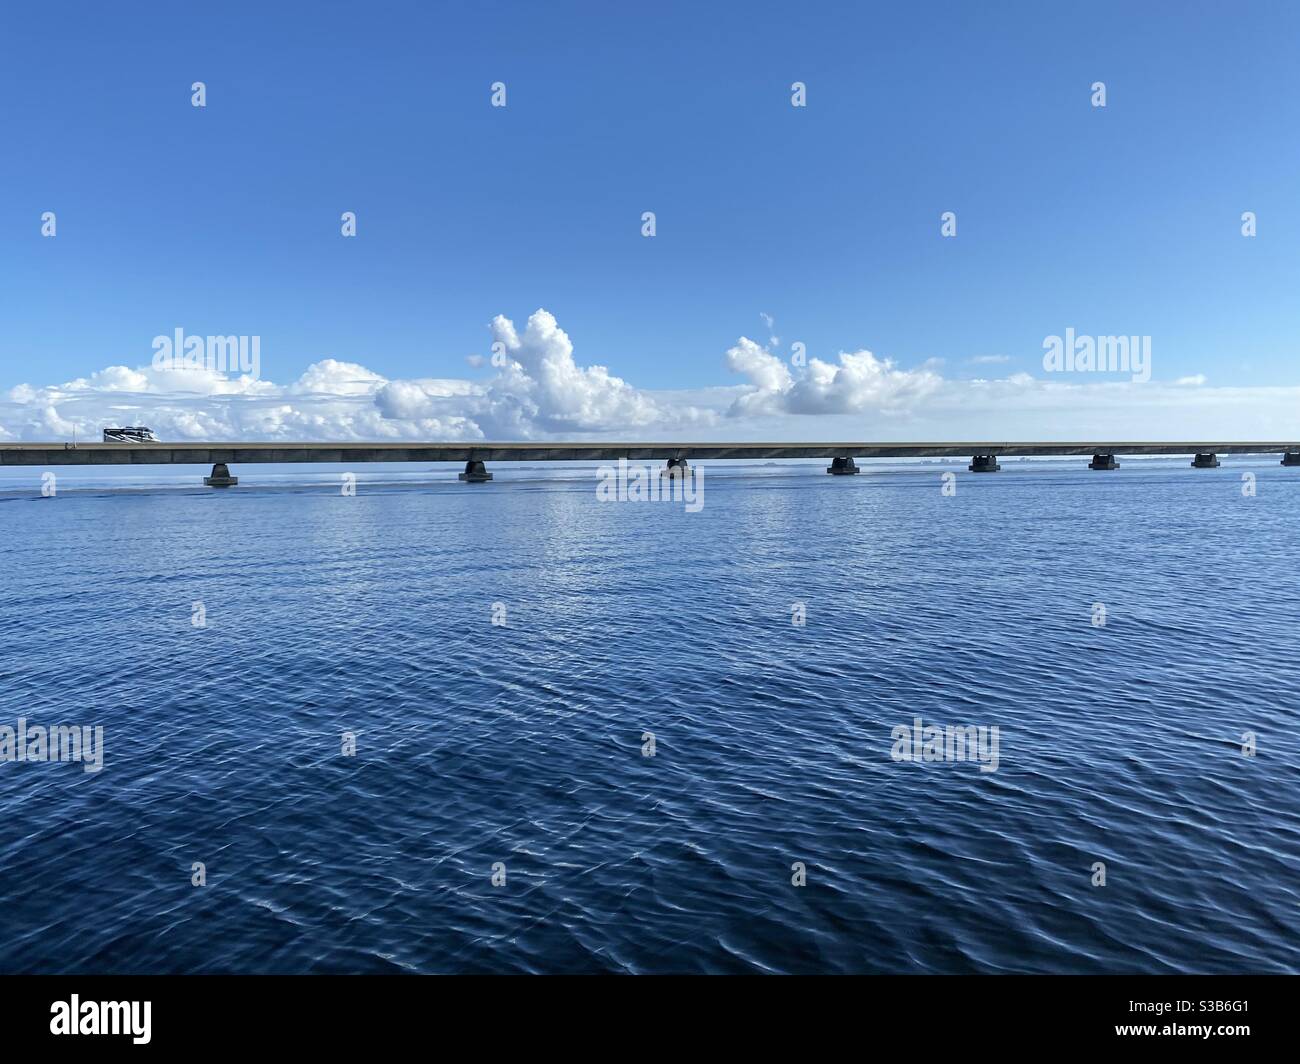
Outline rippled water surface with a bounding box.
[1,459,1298,973]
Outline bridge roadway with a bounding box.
[3,441,1300,484]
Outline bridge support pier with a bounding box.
[1191,452,1220,469]
[663,456,690,477]
[826,457,860,475]
[1282,452,1300,466]
[968,454,1001,473]
[203,462,238,487]
[1088,453,1120,470]
[459,459,493,482]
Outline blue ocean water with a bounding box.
[1,458,1298,974]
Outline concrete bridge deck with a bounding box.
[4,441,1300,484]
[4,441,1300,465]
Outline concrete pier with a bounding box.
[1191,453,1221,469]
[968,454,1001,473]
[458,459,493,482]
[203,462,238,487]
[826,457,860,475]
[1088,453,1120,470]
[1282,452,1300,466]
[663,456,690,477]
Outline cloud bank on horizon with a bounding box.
[3,308,1298,444]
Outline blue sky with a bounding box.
[2,1,1299,441]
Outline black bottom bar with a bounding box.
[0,973,1285,1052]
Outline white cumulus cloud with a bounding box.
[724,338,941,417]
[1,312,1296,446]
[0,309,709,443]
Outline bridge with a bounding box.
[3,441,1299,485]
